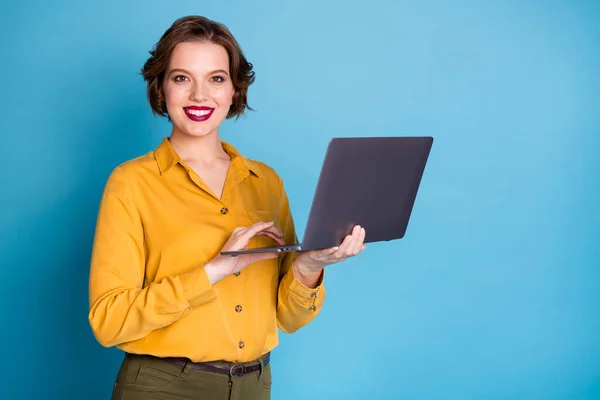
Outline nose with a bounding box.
[189,80,209,102]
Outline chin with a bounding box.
[187,127,217,137]
[172,111,227,138]
[174,121,219,138]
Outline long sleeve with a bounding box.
[88,167,217,348]
[275,178,326,333]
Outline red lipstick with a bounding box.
[184,106,214,122]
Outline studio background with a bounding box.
[1,0,599,399]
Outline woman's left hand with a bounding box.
[294,225,367,275]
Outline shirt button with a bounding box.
[239,341,245,349]
[310,291,318,298]
[233,272,240,277]
[235,305,242,313]
[309,305,317,312]
[220,207,228,214]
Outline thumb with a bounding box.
[317,246,339,258]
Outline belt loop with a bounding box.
[258,356,265,380]
[182,360,192,376]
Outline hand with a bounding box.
[205,221,284,285]
[294,225,367,283]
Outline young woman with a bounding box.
[88,15,366,400]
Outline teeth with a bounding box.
[186,108,212,116]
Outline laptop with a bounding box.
[220,136,433,256]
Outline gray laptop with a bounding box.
[220,136,433,256]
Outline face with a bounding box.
[163,41,235,139]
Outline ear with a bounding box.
[230,87,238,106]
[158,87,168,114]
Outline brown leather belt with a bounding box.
[143,353,270,377]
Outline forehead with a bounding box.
[167,41,230,73]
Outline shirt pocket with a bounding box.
[245,208,283,250]
[234,180,282,248]
[236,182,280,227]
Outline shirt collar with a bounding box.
[154,137,260,178]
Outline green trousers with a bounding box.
[111,353,272,400]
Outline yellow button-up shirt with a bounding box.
[88,137,325,363]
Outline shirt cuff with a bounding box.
[280,264,325,311]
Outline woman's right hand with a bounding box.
[204,221,284,285]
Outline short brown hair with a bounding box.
[141,16,255,120]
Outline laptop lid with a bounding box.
[300,136,433,251]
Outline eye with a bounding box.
[173,75,188,83]
[211,75,225,83]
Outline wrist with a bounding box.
[204,261,225,285]
[292,260,323,289]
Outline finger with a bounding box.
[239,221,275,241]
[350,227,366,255]
[239,222,283,240]
[248,223,285,244]
[315,246,339,259]
[263,225,284,238]
[342,225,362,257]
[257,231,285,245]
[335,229,356,258]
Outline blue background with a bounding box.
[1,0,599,399]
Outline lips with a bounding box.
[183,106,214,122]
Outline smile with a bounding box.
[184,106,214,122]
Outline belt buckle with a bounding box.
[229,364,244,377]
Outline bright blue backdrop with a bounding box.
[1,0,599,399]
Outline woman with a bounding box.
[88,15,366,400]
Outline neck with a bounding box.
[169,128,230,164]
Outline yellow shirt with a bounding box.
[88,137,325,363]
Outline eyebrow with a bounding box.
[167,68,230,77]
